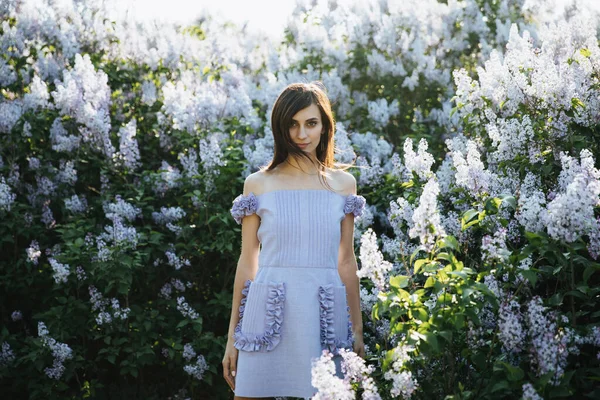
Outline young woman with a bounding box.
[222,81,366,399]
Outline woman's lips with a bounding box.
[297,143,309,148]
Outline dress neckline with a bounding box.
[253,189,349,199]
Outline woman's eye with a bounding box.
[308,121,317,126]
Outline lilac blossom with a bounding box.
[88,286,130,325]
[183,354,208,381]
[403,138,434,181]
[409,178,446,251]
[311,350,355,400]
[115,119,141,171]
[0,176,16,212]
[383,344,418,399]
[64,194,88,214]
[102,195,141,222]
[481,228,511,264]
[0,100,23,134]
[141,80,157,106]
[498,298,525,353]
[23,75,50,111]
[48,257,70,284]
[358,228,393,291]
[182,343,196,362]
[26,240,41,265]
[176,296,199,320]
[165,249,191,270]
[0,342,15,367]
[11,310,23,321]
[522,383,543,400]
[49,118,81,153]
[51,53,115,159]
[452,140,492,196]
[37,321,73,380]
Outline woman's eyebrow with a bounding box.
[291,117,320,122]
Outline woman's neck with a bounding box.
[280,155,322,176]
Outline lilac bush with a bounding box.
[1,0,600,398]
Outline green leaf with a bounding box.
[424,276,436,288]
[176,320,190,329]
[520,269,538,286]
[501,362,524,381]
[414,259,427,274]
[461,209,478,230]
[438,236,459,251]
[390,275,409,289]
[424,332,439,352]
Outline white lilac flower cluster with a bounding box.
[51,54,115,160]
[403,138,434,181]
[241,130,274,176]
[88,286,130,325]
[498,298,526,354]
[176,296,199,320]
[113,119,141,171]
[165,248,192,270]
[159,278,189,300]
[367,98,399,128]
[11,310,23,321]
[383,344,418,399]
[94,196,142,260]
[358,228,393,291]
[37,321,73,379]
[522,383,543,400]
[64,194,88,214]
[408,178,446,251]
[26,240,41,265]
[152,206,187,235]
[0,342,16,367]
[182,343,207,381]
[198,132,228,190]
[183,354,208,381]
[149,161,183,196]
[526,296,570,384]
[544,150,600,244]
[49,118,81,153]
[0,176,16,212]
[452,140,493,197]
[182,343,196,361]
[310,350,354,400]
[480,228,510,264]
[338,348,382,399]
[48,257,70,284]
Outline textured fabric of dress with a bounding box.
[229,189,366,398]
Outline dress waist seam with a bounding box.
[259,264,337,270]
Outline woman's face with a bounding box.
[289,103,323,156]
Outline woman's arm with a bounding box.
[223,174,261,390]
[337,174,365,357]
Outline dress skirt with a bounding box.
[233,265,351,398]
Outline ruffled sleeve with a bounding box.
[230,192,259,225]
[343,193,366,218]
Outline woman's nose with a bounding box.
[298,126,307,138]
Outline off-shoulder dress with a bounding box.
[229,189,366,398]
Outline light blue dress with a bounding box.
[229,189,366,398]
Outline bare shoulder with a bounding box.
[329,168,357,195]
[243,171,265,196]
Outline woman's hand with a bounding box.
[222,340,238,392]
[353,332,366,359]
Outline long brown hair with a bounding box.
[262,81,355,192]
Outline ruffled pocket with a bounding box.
[318,284,354,355]
[233,280,286,352]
